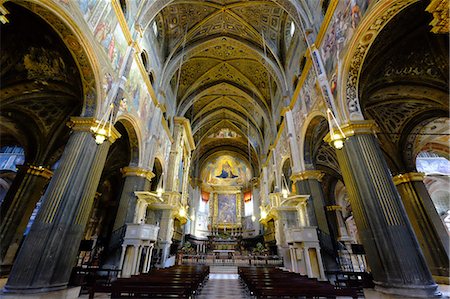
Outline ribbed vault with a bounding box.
[142,0,309,179]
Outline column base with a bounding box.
[364,282,441,298]
[0,287,80,299]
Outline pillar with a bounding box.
[4,117,120,293]
[326,120,439,298]
[291,170,328,233]
[112,167,153,231]
[158,209,174,267]
[0,165,52,269]
[291,171,336,271]
[393,172,449,283]
[118,245,126,277]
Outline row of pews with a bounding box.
[89,265,209,298]
[239,267,359,298]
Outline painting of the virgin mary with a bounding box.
[216,161,238,178]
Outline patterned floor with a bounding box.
[196,273,249,299]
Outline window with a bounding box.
[244,199,253,216]
[290,21,295,37]
[199,198,207,213]
[0,146,25,171]
[152,21,158,36]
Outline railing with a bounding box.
[326,270,374,294]
[180,254,283,267]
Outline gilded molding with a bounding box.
[24,165,53,180]
[426,0,449,34]
[315,0,339,47]
[291,170,324,183]
[67,117,121,143]
[393,172,425,185]
[324,120,379,144]
[174,117,196,151]
[341,0,418,121]
[111,0,132,45]
[340,120,379,137]
[326,205,342,211]
[67,117,97,132]
[121,166,155,181]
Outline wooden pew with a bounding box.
[239,267,358,298]
[108,265,209,299]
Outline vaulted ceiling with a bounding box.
[147,0,307,176]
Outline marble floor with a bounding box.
[196,273,249,299]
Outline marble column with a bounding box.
[112,167,154,231]
[326,120,438,298]
[4,117,120,293]
[393,172,449,283]
[0,165,53,269]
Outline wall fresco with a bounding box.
[201,154,251,186]
[75,0,127,72]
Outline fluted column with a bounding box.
[112,167,154,231]
[393,172,449,283]
[326,120,438,298]
[4,117,120,293]
[0,165,53,268]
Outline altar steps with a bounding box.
[210,265,238,274]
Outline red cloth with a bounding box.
[201,191,210,202]
[244,191,252,202]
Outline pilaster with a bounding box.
[327,122,439,298]
[393,172,449,283]
[283,108,302,172]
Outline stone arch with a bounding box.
[14,0,103,117]
[342,0,448,175]
[337,0,420,122]
[138,0,312,43]
[301,112,341,177]
[301,112,327,168]
[280,157,293,192]
[151,157,164,192]
[161,35,288,99]
[115,114,142,167]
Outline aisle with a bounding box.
[197,266,249,299]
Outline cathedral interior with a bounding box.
[0,0,448,298]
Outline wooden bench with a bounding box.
[239,267,358,298]
[106,265,209,299]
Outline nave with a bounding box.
[0,0,448,299]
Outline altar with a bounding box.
[213,249,236,259]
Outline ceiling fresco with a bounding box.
[152,0,305,180]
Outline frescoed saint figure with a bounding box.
[216,161,238,178]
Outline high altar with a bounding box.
[197,153,253,250]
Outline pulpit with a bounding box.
[118,224,159,277]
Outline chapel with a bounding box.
[0,0,449,298]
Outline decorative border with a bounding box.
[17,0,100,117]
[340,0,419,121]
